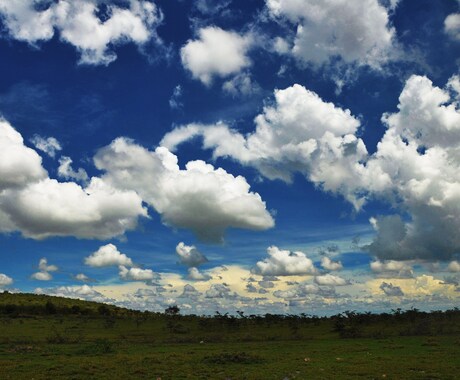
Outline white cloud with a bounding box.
[314,274,348,286]
[58,156,89,183]
[164,74,460,261]
[445,13,460,41]
[1,177,147,240]
[30,135,62,158]
[205,283,233,298]
[38,258,58,272]
[176,242,208,267]
[252,246,317,276]
[222,72,259,96]
[95,138,274,242]
[161,84,373,209]
[34,284,110,303]
[448,261,460,273]
[119,265,157,281]
[379,281,404,297]
[180,26,252,85]
[0,120,148,240]
[370,260,413,277]
[0,119,47,191]
[321,257,343,271]
[85,244,133,268]
[0,273,13,287]
[31,271,53,281]
[266,0,397,68]
[0,0,162,65]
[169,85,183,110]
[187,267,212,281]
[75,273,91,282]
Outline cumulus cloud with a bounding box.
[222,72,259,96]
[164,74,460,261]
[187,267,212,281]
[35,284,110,303]
[370,259,413,278]
[180,26,252,85]
[314,274,348,286]
[31,271,53,281]
[30,135,62,158]
[74,273,92,282]
[31,257,58,281]
[0,119,47,191]
[2,177,147,240]
[205,283,233,298]
[0,0,162,65]
[266,0,397,68]
[252,246,317,276]
[95,138,274,242]
[176,242,208,267]
[38,258,58,273]
[273,283,336,299]
[85,244,133,267]
[321,257,343,271]
[448,261,460,273]
[119,265,158,282]
[379,282,404,297]
[58,156,89,183]
[445,12,460,41]
[0,273,13,287]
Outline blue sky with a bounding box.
[0,0,460,315]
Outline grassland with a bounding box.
[0,292,459,379]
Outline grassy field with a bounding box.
[0,293,459,379]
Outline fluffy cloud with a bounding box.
[1,177,147,239]
[38,258,58,273]
[365,75,460,260]
[31,257,58,281]
[95,138,274,242]
[187,267,212,281]
[30,135,62,158]
[35,284,110,303]
[370,260,413,278]
[314,274,348,286]
[74,273,92,282]
[0,0,162,65]
[445,12,460,41]
[252,246,317,276]
[31,271,53,281]
[0,119,47,191]
[119,265,157,282]
[205,283,233,298]
[180,26,252,85]
[176,242,208,267]
[266,0,396,68]
[85,244,133,267]
[448,261,460,273]
[379,282,404,297]
[164,74,460,261]
[0,273,13,287]
[161,84,373,209]
[58,157,89,183]
[321,257,343,271]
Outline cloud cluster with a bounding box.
[35,284,110,303]
[30,135,62,158]
[0,0,162,65]
[180,26,252,85]
[266,0,397,68]
[379,282,404,297]
[252,246,317,276]
[31,258,58,281]
[95,138,274,242]
[163,74,460,261]
[321,257,343,271]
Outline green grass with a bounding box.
[0,293,459,379]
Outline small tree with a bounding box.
[165,305,180,316]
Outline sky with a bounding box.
[0,0,460,315]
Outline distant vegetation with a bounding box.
[0,292,459,379]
